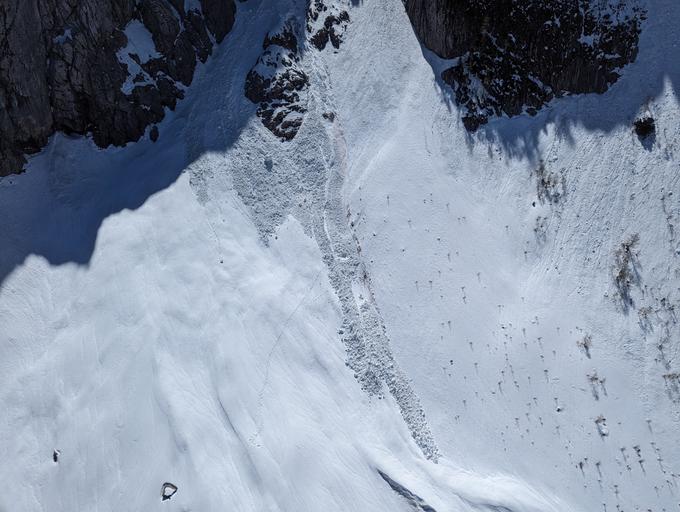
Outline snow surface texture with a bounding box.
[117,20,162,94]
[1,0,679,511]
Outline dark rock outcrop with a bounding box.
[0,0,236,176]
[307,0,350,51]
[244,1,350,141]
[245,20,309,141]
[404,0,645,130]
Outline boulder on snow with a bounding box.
[404,0,645,130]
[633,116,655,138]
[161,482,178,501]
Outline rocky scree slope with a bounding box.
[404,0,645,130]
[0,0,236,176]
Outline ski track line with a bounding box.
[249,268,324,445]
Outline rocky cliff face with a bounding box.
[404,0,645,130]
[244,0,348,141]
[0,0,236,176]
[1,0,646,176]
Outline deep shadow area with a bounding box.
[0,0,309,289]
[417,0,680,162]
[1,0,678,290]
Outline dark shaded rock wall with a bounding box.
[404,0,645,130]
[0,0,236,176]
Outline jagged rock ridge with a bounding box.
[404,0,645,130]
[0,0,236,176]
[244,0,349,140]
[244,20,310,141]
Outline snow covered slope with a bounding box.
[1,1,678,511]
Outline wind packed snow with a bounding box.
[121,20,159,62]
[117,20,160,94]
[1,1,679,511]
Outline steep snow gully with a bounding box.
[1,1,679,511]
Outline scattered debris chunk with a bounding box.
[161,482,178,501]
[595,415,609,437]
[534,161,566,205]
[634,116,655,138]
[588,371,607,400]
[577,334,592,358]
[613,233,641,312]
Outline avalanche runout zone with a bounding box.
[216,16,439,460]
[315,112,439,461]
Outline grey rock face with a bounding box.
[0,0,236,176]
[404,0,645,130]
[244,0,349,141]
[245,20,310,141]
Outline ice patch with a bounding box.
[116,20,159,95]
[120,20,159,62]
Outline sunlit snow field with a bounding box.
[1,1,679,511]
